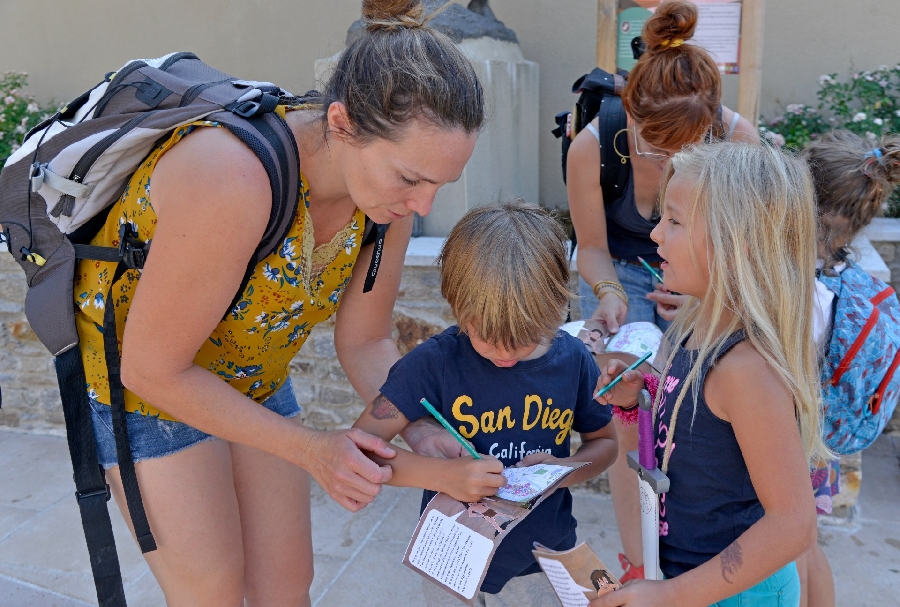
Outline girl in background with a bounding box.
[798,130,900,607]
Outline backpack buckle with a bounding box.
[76,483,111,502]
[118,223,148,269]
[229,99,262,118]
[227,93,279,118]
[31,163,46,192]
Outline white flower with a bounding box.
[772,133,786,148]
[26,102,38,113]
[853,112,867,122]
[10,142,19,153]
[14,124,25,134]
[880,80,889,88]
[874,118,884,126]
[895,110,900,117]
[786,103,804,114]
[0,113,5,122]
[865,74,875,82]
[3,96,14,105]
[818,74,835,85]
[866,131,877,141]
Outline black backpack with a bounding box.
[552,67,629,199]
[0,52,386,606]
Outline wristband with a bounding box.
[612,372,660,426]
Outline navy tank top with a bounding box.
[604,167,661,262]
[654,331,764,578]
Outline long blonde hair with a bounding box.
[656,142,831,472]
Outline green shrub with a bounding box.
[759,64,900,216]
[0,72,55,165]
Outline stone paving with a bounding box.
[0,427,898,606]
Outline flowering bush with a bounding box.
[0,72,55,165]
[759,64,900,215]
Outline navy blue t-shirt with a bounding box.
[655,331,763,578]
[380,326,611,594]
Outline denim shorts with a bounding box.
[710,562,800,607]
[578,257,671,331]
[88,378,301,469]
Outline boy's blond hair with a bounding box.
[657,142,831,468]
[438,202,572,350]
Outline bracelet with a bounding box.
[591,280,624,297]
[611,372,660,426]
[612,403,640,425]
[598,288,628,306]
[592,280,629,305]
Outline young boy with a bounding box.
[353,203,617,606]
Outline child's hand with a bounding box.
[515,452,559,467]
[595,359,644,408]
[441,455,507,502]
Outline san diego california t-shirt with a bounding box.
[380,326,611,593]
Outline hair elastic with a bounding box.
[661,38,684,48]
[864,148,885,163]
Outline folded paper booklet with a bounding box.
[402,462,587,606]
[532,541,621,607]
[562,319,663,365]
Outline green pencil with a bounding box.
[595,351,653,399]
[636,256,665,284]
[419,398,482,459]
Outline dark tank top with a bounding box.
[605,166,661,262]
[654,331,764,578]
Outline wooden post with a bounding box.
[597,0,618,71]
[737,0,765,126]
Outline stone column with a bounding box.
[314,0,539,237]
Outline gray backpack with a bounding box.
[0,52,385,606]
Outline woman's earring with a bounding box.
[613,128,631,164]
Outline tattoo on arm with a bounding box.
[370,393,400,420]
[720,540,743,584]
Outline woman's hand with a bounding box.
[592,291,629,333]
[440,455,507,502]
[298,428,396,512]
[595,359,645,408]
[589,580,674,606]
[645,283,686,323]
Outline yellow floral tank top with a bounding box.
[74,115,366,420]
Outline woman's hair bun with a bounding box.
[642,1,699,53]
[362,0,425,31]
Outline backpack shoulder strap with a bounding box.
[596,95,629,205]
[209,110,301,315]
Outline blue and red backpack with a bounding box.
[818,261,900,455]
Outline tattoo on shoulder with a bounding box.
[720,540,743,584]
[370,394,400,420]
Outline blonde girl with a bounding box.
[591,142,830,607]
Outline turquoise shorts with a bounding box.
[709,562,799,607]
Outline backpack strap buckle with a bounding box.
[117,223,148,270]
[76,483,111,503]
[226,92,280,118]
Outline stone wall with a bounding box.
[0,247,455,434]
